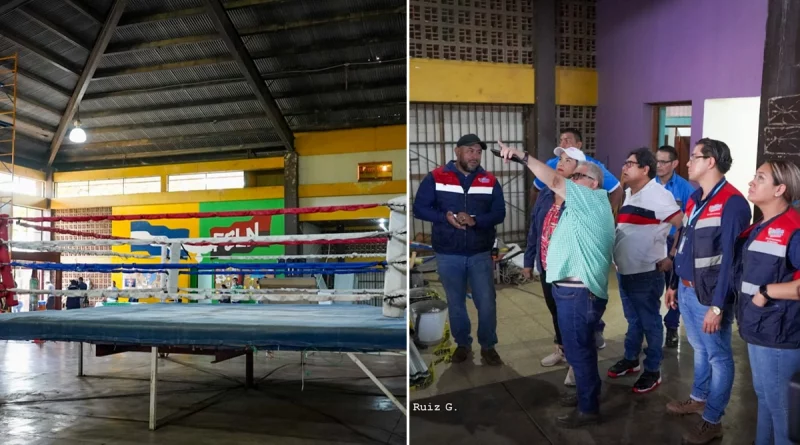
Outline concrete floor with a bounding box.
[0,341,406,444]
[410,272,758,444]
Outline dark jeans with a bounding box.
[748,343,800,445]
[553,284,602,414]
[619,270,665,372]
[438,252,497,349]
[541,269,562,345]
[542,270,606,346]
[663,235,681,329]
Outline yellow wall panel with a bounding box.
[298,149,406,185]
[409,58,598,106]
[51,186,284,209]
[295,125,405,156]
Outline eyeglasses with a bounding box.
[622,161,639,169]
[656,160,674,165]
[570,172,595,181]
[689,154,711,162]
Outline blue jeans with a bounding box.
[678,282,734,424]
[595,297,607,334]
[663,235,681,329]
[553,284,602,414]
[748,343,800,445]
[620,270,665,372]
[437,252,497,349]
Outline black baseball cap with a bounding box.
[456,134,487,150]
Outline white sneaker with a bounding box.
[540,345,566,367]
[564,366,576,387]
[595,331,606,350]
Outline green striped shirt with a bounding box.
[545,180,615,298]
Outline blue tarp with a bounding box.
[0,305,406,352]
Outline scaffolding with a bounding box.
[0,52,16,214]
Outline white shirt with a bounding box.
[614,179,680,275]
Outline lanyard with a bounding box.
[686,179,726,228]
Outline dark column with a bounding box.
[534,0,557,162]
[245,350,254,388]
[756,0,800,220]
[283,151,299,256]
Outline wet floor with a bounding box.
[0,341,406,444]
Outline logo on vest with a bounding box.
[479,177,490,183]
[768,227,785,240]
[708,204,723,214]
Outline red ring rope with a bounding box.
[0,204,384,223]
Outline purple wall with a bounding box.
[596,0,768,170]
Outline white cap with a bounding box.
[554,146,586,162]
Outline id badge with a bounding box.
[678,235,687,254]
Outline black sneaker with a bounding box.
[450,346,470,363]
[481,348,503,366]
[556,409,600,428]
[607,358,641,378]
[632,371,661,394]
[665,328,679,348]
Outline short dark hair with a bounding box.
[657,145,678,162]
[695,138,733,174]
[560,128,583,143]
[628,147,657,179]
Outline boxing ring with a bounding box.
[0,198,407,430]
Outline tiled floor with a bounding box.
[410,272,758,444]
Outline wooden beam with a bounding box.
[57,142,282,163]
[0,114,55,141]
[105,6,404,55]
[82,58,404,101]
[86,112,266,134]
[46,0,128,167]
[63,0,103,24]
[82,80,401,119]
[117,0,286,26]
[0,0,31,17]
[204,0,293,150]
[93,56,232,79]
[0,29,80,75]
[18,6,92,50]
[62,129,281,150]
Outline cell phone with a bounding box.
[489,147,527,165]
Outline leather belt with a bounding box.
[681,278,694,288]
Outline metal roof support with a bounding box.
[203,0,293,151]
[46,0,128,167]
[63,0,103,24]
[57,143,283,163]
[63,130,283,150]
[0,0,31,17]
[118,0,285,26]
[18,7,91,51]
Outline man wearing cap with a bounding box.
[413,134,506,366]
[532,128,623,211]
[524,145,608,387]
[500,140,614,428]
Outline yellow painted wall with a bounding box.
[409,58,598,105]
[294,125,405,156]
[111,203,200,289]
[51,186,284,210]
[298,150,406,184]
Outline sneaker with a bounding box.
[607,358,641,378]
[481,348,503,366]
[541,345,566,367]
[564,366,576,387]
[632,371,661,393]
[682,419,723,444]
[450,346,470,363]
[595,331,606,349]
[665,328,679,348]
[666,398,706,416]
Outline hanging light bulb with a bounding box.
[68,120,86,143]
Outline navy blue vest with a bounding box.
[736,209,800,349]
[683,182,743,305]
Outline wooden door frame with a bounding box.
[650,101,692,151]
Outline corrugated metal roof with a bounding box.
[0,0,406,169]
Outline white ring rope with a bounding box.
[13,247,157,259]
[3,230,402,249]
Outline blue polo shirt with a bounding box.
[674,178,751,307]
[656,172,695,236]
[533,155,620,194]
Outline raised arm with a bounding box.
[498,141,567,198]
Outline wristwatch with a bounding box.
[759,284,774,303]
[711,306,722,316]
[522,153,529,164]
